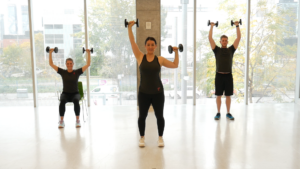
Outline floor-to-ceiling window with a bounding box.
[0,0,299,107]
[31,0,86,106]
[162,0,298,105]
[87,0,137,106]
[195,0,247,105]
[248,0,298,103]
[161,0,195,105]
[0,0,33,106]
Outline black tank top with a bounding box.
[139,55,164,94]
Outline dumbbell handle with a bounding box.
[231,19,242,26]
[168,44,183,54]
[46,46,58,53]
[208,20,218,27]
[127,21,137,25]
[83,47,93,54]
[125,19,139,28]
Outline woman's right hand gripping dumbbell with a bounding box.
[128,21,135,29]
[49,48,55,54]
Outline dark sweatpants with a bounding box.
[59,92,81,117]
[138,92,165,136]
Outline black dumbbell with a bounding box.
[168,44,183,54]
[231,19,242,26]
[46,46,58,53]
[208,20,218,27]
[125,19,139,28]
[83,47,93,54]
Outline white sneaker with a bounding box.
[139,137,145,147]
[76,120,81,128]
[158,137,164,147]
[58,121,65,128]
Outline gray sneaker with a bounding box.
[58,121,65,128]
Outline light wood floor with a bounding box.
[0,103,299,169]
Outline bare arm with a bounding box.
[208,23,216,50]
[128,21,143,64]
[161,47,179,68]
[233,21,241,49]
[49,49,58,72]
[82,49,91,72]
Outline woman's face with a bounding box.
[66,60,74,71]
[145,40,157,54]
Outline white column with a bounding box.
[295,1,300,105]
[244,0,251,105]
[27,0,38,107]
[84,0,91,107]
[193,0,196,105]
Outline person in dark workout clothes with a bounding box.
[48,48,91,128]
[208,20,241,120]
[127,20,179,147]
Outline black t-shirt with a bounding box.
[213,45,236,73]
[139,55,164,94]
[57,67,83,93]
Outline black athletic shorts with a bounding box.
[215,73,234,96]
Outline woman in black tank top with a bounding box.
[48,47,91,128]
[127,20,180,147]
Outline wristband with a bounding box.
[236,25,239,28]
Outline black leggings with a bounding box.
[138,92,165,136]
[59,93,81,117]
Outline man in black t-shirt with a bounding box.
[49,48,91,128]
[208,21,241,120]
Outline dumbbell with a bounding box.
[46,46,58,53]
[231,19,242,26]
[125,19,139,28]
[208,20,218,27]
[168,44,183,54]
[83,47,93,54]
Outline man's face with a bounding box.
[220,38,228,47]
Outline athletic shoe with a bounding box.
[76,120,81,128]
[226,113,234,120]
[139,137,145,147]
[58,121,65,128]
[158,137,164,147]
[214,113,221,120]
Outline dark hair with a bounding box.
[220,35,228,40]
[145,37,157,45]
[65,58,74,63]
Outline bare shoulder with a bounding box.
[157,56,164,66]
[137,54,145,66]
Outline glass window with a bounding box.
[45,34,54,39]
[248,0,298,103]
[44,24,53,29]
[54,24,63,29]
[161,0,195,105]
[93,88,100,92]
[73,24,81,33]
[8,5,17,34]
[21,6,29,34]
[0,0,33,107]
[87,0,136,106]
[32,0,86,106]
[54,34,63,39]
[196,0,246,104]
